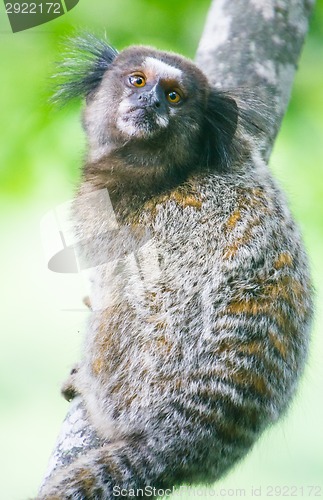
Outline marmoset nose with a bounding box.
[138,93,161,108]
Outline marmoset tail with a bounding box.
[39,34,313,498]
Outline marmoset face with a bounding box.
[60,39,239,170]
[85,47,210,145]
[114,54,207,139]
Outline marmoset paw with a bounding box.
[61,364,79,402]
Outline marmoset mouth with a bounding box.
[129,105,169,129]
[121,108,167,135]
[127,106,150,118]
[128,105,165,118]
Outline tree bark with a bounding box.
[195,0,314,159]
[39,0,315,494]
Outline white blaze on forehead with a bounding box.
[143,57,182,81]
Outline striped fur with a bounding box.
[40,40,313,499]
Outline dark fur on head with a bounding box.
[53,33,118,102]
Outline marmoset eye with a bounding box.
[166,90,182,104]
[129,74,146,87]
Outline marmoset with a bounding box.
[39,34,313,498]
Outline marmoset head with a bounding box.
[55,34,240,173]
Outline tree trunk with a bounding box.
[39,0,315,494]
[195,0,314,159]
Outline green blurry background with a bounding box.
[0,1,322,498]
